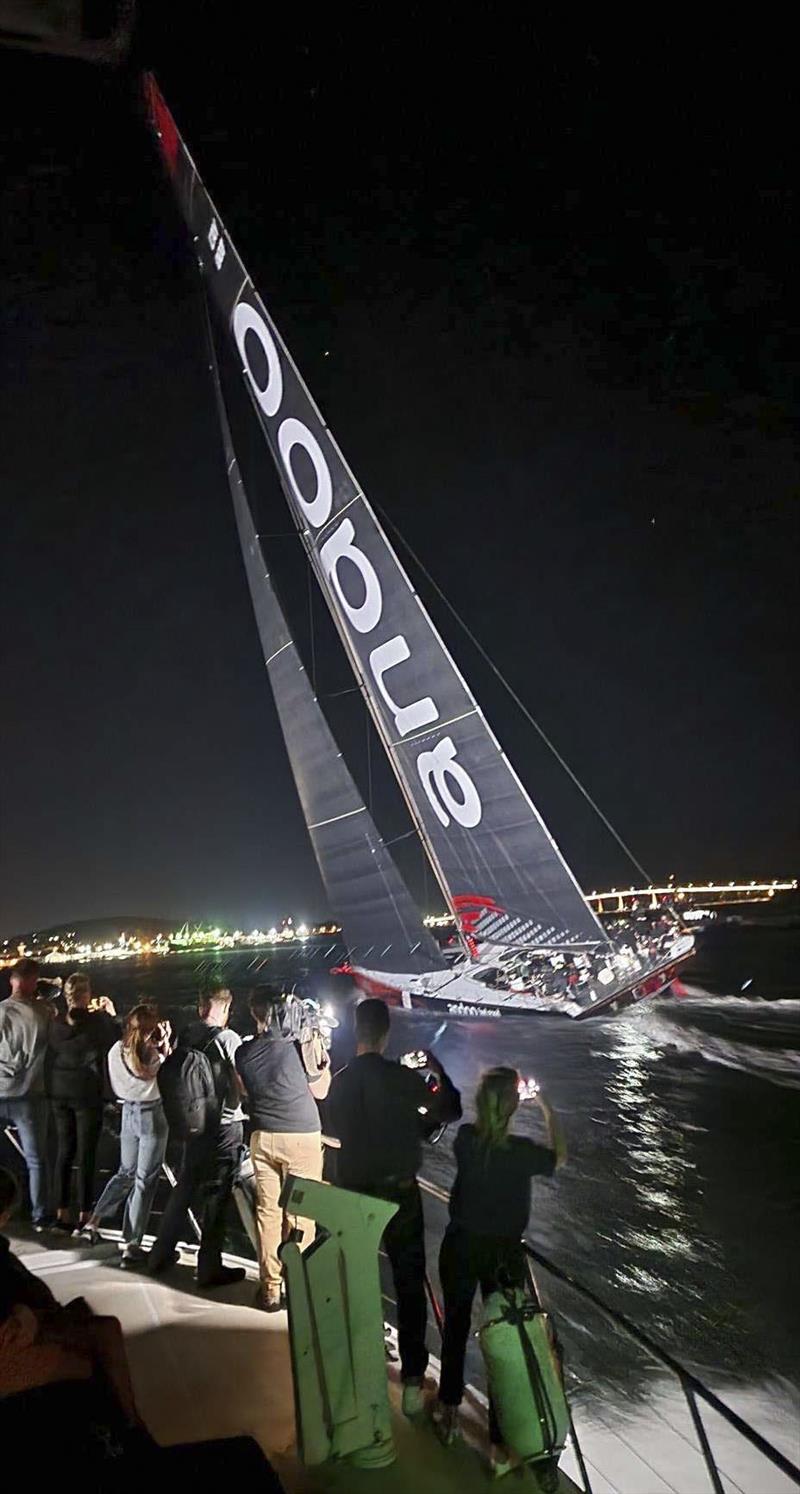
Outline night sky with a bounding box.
[1,14,797,936]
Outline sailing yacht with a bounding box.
[143,77,693,1021]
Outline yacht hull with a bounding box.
[348,944,695,1020]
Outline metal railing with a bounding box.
[418,1174,800,1494]
[7,1118,798,1491]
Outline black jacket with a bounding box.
[46,1010,118,1105]
[328,1053,461,1191]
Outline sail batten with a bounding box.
[146,75,608,954]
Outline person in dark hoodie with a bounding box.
[45,974,118,1233]
[147,987,245,1289]
[328,998,462,1416]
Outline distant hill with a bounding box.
[3,916,181,947]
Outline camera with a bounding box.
[400,1050,449,1144]
[279,992,339,1053]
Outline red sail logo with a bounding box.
[145,75,179,177]
[452,894,503,958]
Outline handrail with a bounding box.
[418,1173,800,1490]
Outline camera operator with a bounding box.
[235,986,330,1312]
[327,998,461,1416]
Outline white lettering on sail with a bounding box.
[277,417,333,528]
[320,518,382,634]
[417,736,482,829]
[226,293,486,842]
[233,302,283,418]
[369,635,438,738]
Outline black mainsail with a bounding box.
[145,76,606,954]
[203,304,443,976]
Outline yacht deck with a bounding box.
[11,1228,580,1493]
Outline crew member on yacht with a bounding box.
[327,998,461,1416]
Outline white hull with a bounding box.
[350,935,695,1020]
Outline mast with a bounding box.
[144,75,607,954]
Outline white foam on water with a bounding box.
[620,988,800,1089]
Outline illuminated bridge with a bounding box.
[586,879,797,914]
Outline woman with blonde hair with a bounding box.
[76,1004,171,1266]
[432,1066,566,1463]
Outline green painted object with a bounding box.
[479,1289,569,1464]
[281,1175,398,1468]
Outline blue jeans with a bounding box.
[91,1101,168,1248]
[0,1093,49,1223]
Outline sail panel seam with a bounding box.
[389,708,478,748]
[308,806,367,831]
[265,641,292,665]
[310,492,363,541]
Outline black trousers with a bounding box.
[52,1101,103,1215]
[364,1179,429,1381]
[149,1121,242,1279]
[439,1224,526,1442]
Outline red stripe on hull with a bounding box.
[350,969,405,1004]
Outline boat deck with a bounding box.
[11,1229,580,1493]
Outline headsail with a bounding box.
[145,76,607,952]
[203,302,444,976]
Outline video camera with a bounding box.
[278,991,339,1054]
[36,977,63,1005]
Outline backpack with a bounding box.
[479,1288,569,1466]
[157,1027,227,1140]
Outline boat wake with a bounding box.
[623,987,800,1089]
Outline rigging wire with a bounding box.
[307,564,317,696]
[375,502,656,891]
[365,702,374,813]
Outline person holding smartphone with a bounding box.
[432,1066,566,1463]
[76,1005,171,1266]
[327,998,461,1417]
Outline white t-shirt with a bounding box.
[107,1040,163,1103]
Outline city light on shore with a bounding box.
[0,916,343,968]
[2,879,793,969]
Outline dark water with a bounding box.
[19,923,800,1464]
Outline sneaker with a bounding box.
[119,1249,148,1272]
[32,1219,53,1234]
[490,1447,513,1480]
[196,1265,246,1289]
[401,1379,426,1418]
[254,1287,285,1313]
[430,1400,460,1445]
[73,1225,101,1246]
[148,1250,180,1277]
[49,1218,74,1235]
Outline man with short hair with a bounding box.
[328,998,461,1415]
[236,986,330,1311]
[0,959,51,1228]
[148,987,245,1289]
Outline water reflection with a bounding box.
[603,1017,711,1291]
